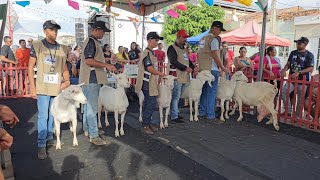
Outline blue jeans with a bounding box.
[170,81,183,120]
[199,70,219,119]
[142,88,157,127]
[82,83,101,138]
[281,82,306,116]
[37,95,54,148]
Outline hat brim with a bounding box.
[44,24,61,30]
[294,40,307,44]
[103,28,111,32]
[221,28,226,32]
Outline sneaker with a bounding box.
[178,116,184,120]
[172,118,185,124]
[89,137,107,146]
[143,126,154,135]
[149,125,159,132]
[198,115,207,120]
[38,147,47,160]
[47,139,64,147]
[209,118,225,125]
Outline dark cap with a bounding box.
[92,21,111,32]
[294,37,309,44]
[147,32,163,40]
[43,20,61,30]
[211,21,226,31]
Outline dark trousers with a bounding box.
[142,88,157,127]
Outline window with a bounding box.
[279,46,289,59]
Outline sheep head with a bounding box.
[111,72,130,88]
[62,84,87,108]
[197,70,215,87]
[231,71,248,82]
[161,75,178,90]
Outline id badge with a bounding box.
[199,40,205,48]
[183,53,189,61]
[44,73,59,84]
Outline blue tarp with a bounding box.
[187,29,210,45]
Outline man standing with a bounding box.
[281,37,314,117]
[222,41,234,71]
[27,38,33,48]
[28,20,70,159]
[79,21,116,145]
[154,43,166,63]
[135,32,166,134]
[0,36,18,95]
[168,30,195,123]
[198,21,230,123]
[16,39,30,92]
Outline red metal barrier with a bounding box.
[0,63,30,98]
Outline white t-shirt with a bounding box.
[210,36,220,71]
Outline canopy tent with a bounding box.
[187,20,291,47]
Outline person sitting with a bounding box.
[234,47,253,75]
[304,66,320,119]
[103,44,113,62]
[107,54,122,72]
[116,46,129,66]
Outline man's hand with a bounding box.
[106,64,117,72]
[291,72,299,79]
[280,69,287,77]
[12,61,18,65]
[223,67,231,75]
[0,132,13,150]
[61,80,70,90]
[186,67,193,73]
[0,105,19,128]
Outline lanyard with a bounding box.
[46,40,57,65]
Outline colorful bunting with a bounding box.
[223,0,234,2]
[16,1,30,7]
[110,12,120,17]
[43,0,52,4]
[67,0,79,10]
[176,4,187,11]
[204,0,214,6]
[128,16,139,23]
[236,0,252,6]
[166,9,179,19]
[258,0,268,9]
[140,3,145,15]
[90,6,100,13]
[127,0,135,9]
[151,17,158,22]
[255,2,263,11]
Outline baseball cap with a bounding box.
[211,21,226,31]
[294,37,309,44]
[177,30,189,38]
[43,20,61,30]
[92,21,111,32]
[147,32,163,40]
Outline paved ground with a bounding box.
[1,98,320,180]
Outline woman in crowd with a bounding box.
[73,45,81,62]
[116,46,129,65]
[128,42,141,64]
[187,46,197,65]
[263,46,282,107]
[103,44,113,62]
[234,47,253,74]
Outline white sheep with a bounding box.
[138,75,177,129]
[180,70,215,122]
[216,71,248,121]
[98,73,130,137]
[229,79,280,131]
[51,83,87,150]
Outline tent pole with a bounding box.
[257,5,268,82]
[141,15,145,49]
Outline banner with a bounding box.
[124,64,138,78]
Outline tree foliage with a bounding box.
[162,1,225,46]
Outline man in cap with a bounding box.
[135,32,166,135]
[28,20,70,159]
[167,29,196,123]
[198,21,230,124]
[281,37,314,117]
[79,21,116,145]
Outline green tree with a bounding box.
[162,1,225,46]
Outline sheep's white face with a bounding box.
[198,70,215,87]
[113,73,130,88]
[162,75,178,90]
[231,71,248,82]
[66,84,87,104]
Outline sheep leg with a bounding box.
[72,119,78,146]
[220,99,225,121]
[97,104,102,129]
[237,100,243,122]
[69,122,73,132]
[225,100,230,119]
[120,111,126,136]
[114,112,120,137]
[105,109,110,127]
[139,92,143,122]
[264,102,279,131]
[194,100,199,122]
[230,101,238,116]
[54,120,61,150]
[159,106,164,129]
[189,99,194,122]
[164,106,170,127]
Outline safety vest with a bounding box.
[168,43,190,84]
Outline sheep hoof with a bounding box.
[56,144,61,150]
[225,115,229,119]
[164,122,168,127]
[160,123,165,129]
[84,131,89,137]
[105,122,110,127]
[274,125,280,131]
[229,112,235,116]
[190,117,194,122]
[266,120,272,125]
[194,117,199,121]
[220,118,226,122]
[120,130,125,136]
[115,131,120,137]
[73,140,78,146]
[139,117,143,122]
[98,124,102,129]
[237,118,243,122]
